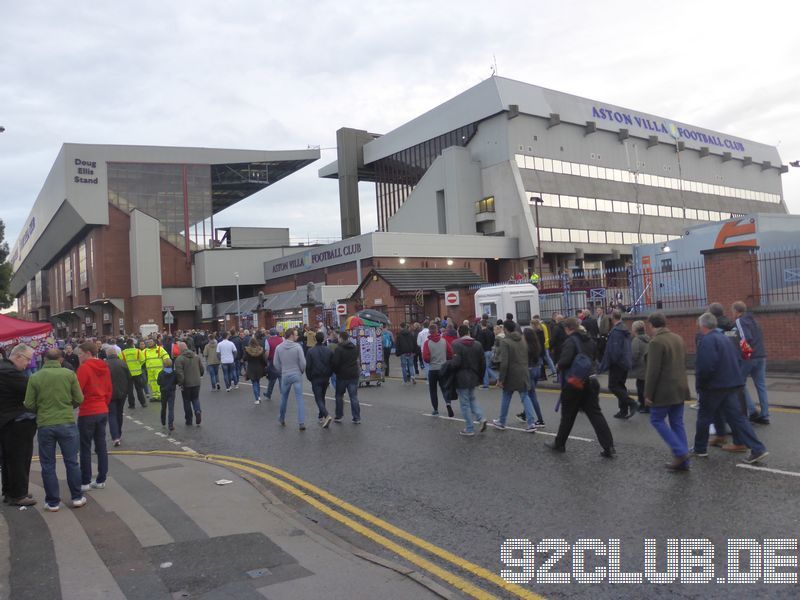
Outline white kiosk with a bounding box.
[474,283,540,326]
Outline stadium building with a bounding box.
[10,143,318,336]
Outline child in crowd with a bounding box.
[157,357,177,431]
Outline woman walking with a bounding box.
[244,338,266,405]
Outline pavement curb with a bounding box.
[173,453,460,600]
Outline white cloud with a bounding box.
[2,0,799,250]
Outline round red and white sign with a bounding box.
[336,304,347,315]
[445,292,460,305]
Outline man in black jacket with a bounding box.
[105,348,131,447]
[330,331,361,424]
[0,344,37,506]
[475,319,496,388]
[306,332,333,428]
[546,317,615,457]
[394,322,417,385]
[451,325,487,436]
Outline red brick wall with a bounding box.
[160,239,192,287]
[702,247,761,310]
[130,295,163,332]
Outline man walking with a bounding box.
[274,328,307,429]
[143,338,168,401]
[331,331,362,424]
[492,321,537,432]
[451,324,487,436]
[306,331,333,428]
[175,342,204,426]
[76,342,113,491]
[105,347,131,447]
[732,301,770,424]
[692,313,768,464]
[121,339,147,408]
[644,313,691,471]
[599,309,638,419]
[263,328,284,400]
[0,344,38,506]
[24,348,86,511]
[546,318,615,457]
[381,327,394,377]
[422,324,454,416]
[217,332,238,392]
[395,322,417,385]
[475,318,496,388]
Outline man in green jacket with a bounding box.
[644,313,691,472]
[24,348,86,511]
[491,320,537,432]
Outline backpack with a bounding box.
[565,338,593,390]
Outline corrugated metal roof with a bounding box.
[373,268,485,294]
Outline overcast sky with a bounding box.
[2,0,799,250]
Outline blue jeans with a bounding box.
[335,378,361,421]
[279,373,305,425]
[207,364,219,389]
[649,404,688,458]
[400,354,415,383]
[233,361,241,382]
[483,351,497,386]
[543,349,556,374]
[221,363,235,389]
[251,378,261,400]
[78,414,108,485]
[457,388,484,432]
[499,389,535,427]
[265,375,280,399]
[38,423,82,504]
[527,366,544,422]
[695,388,766,454]
[740,357,769,418]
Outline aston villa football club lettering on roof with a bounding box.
[591,106,746,152]
[270,242,364,274]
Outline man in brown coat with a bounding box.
[644,313,691,471]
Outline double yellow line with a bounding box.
[112,450,544,600]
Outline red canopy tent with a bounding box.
[0,313,53,348]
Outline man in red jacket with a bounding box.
[76,341,113,491]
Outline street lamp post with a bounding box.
[531,196,545,276]
[234,272,241,330]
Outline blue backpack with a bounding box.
[565,338,593,391]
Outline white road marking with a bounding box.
[233,380,372,406]
[736,464,800,478]
[181,446,195,453]
[143,425,153,431]
[154,432,167,437]
[166,438,177,443]
[421,413,593,442]
[133,420,143,425]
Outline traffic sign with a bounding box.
[164,310,175,325]
[445,291,460,306]
[336,304,347,316]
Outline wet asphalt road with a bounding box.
[120,372,800,599]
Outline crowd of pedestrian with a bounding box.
[0,299,774,510]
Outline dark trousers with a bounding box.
[413,349,421,374]
[0,419,36,499]
[554,379,614,451]
[78,414,108,485]
[128,374,147,408]
[108,398,124,441]
[427,369,448,412]
[383,347,391,376]
[181,386,201,425]
[608,365,635,414]
[695,387,766,454]
[161,389,176,427]
[311,380,330,418]
[334,378,361,421]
